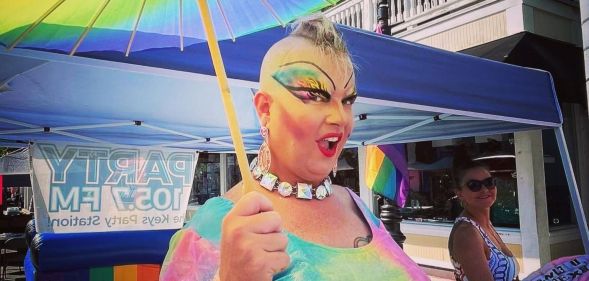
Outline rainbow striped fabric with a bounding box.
[34,264,160,281]
[365,144,409,206]
[0,0,333,54]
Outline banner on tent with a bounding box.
[31,143,198,233]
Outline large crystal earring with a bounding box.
[332,162,337,178]
[257,126,271,174]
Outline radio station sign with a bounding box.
[31,143,197,233]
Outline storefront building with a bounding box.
[325,0,588,277]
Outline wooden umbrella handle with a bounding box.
[196,0,256,193]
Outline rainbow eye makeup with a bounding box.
[272,61,335,103]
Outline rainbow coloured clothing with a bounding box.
[160,189,429,281]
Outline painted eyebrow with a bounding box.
[278,61,336,90]
[344,73,354,89]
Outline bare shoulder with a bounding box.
[453,221,483,243]
[223,183,243,204]
[451,221,485,257]
[331,184,354,204]
[450,220,494,280]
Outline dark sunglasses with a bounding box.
[465,177,496,192]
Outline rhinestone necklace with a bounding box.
[251,168,332,200]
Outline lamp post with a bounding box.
[374,2,405,248]
[376,0,391,35]
[379,195,406,248]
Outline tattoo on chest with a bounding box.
[354,234,373,248]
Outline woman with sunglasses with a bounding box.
[448,149,519,281]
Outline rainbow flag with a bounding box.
[365,144,409,207]
[35,264,161,281]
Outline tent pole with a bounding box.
[554,127,589,253]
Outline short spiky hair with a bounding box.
[288,14,354,69]
[258,14,355,92]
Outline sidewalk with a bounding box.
[422,265,455,281]
[429,276,454,281]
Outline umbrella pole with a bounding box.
[196,0,256,192]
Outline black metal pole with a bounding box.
[379,195,406,248]
[375,1,404,247]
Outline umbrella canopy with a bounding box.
[1,0,338,188]
[0,0,333,54]
[0,24,561,151]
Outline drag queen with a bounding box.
[160,15,429,281]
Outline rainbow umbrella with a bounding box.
[0,0,334,190]
[365,144,409,207]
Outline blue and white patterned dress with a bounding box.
[451,217,519,281]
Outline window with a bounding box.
[403,134,520,227]
[332,148,360,195]
[542,129,573,227]
[190,153,220,205]
[226,154,257,189]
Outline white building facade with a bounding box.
[325,0,588,277]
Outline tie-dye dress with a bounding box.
[160,189,429,281]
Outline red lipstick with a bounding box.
[316,133,342,157]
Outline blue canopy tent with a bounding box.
[0,23,586,259]
[0,25,562,147]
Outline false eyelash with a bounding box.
[284,85,331,102]
[342,94,357,105]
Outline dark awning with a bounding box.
[1,174,31,187]
[460,32,586,105]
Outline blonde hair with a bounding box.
[259,14,355,90]
[289,15,349,57]
[288,14,355,71]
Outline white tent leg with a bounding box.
[555,127,589,253]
